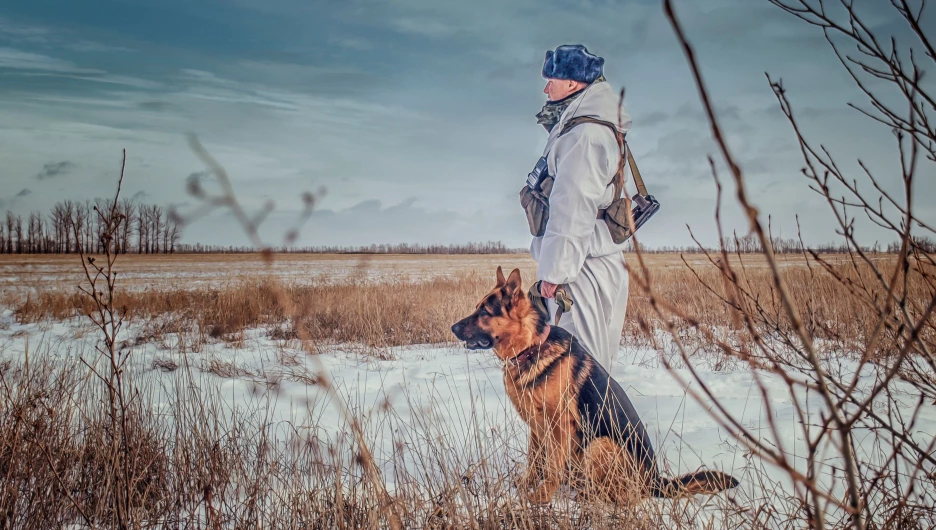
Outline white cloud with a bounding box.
[0,47,102,73]
[0,17,50,45]
[5,70,163,89]
[327,36,373,51]
[0,17,133,53]
[179,69,224,83]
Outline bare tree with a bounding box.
[136,204,148,254]
[69,150,157,528]
[150,205,163,254]
[161,211,171,254]
[72,204,85,255]
[25,213,36,254]
[640,1,936,529]
[62,200,74,253]
[50,203,65,254]
[4,199,183,255]
[35,212,45,253]
[84,201,94,254]
[5,212,14,254]
[93,198,110,255]
[27,212,45,254]
[72,201,92,255]
[117,198,135,254]
[12,214,23,254]
[168,217,180,253]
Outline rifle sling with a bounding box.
[560,116,649,197]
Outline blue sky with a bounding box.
[0,0,930,248]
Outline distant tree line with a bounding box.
[174,241,528,255]
[3,201,925,256]
[0,199,181,254]
[175,236,916,255]
[622,233,923,255]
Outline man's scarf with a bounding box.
[535,76,605,132]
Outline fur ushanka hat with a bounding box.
[542,44,604,84]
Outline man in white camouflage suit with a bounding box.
[528,44,631,373]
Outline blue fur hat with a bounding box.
[542,44,604,84]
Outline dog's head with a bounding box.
[451,267,545,360]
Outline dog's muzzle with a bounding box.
[451,321,493,350]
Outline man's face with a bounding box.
[544,78,585,102]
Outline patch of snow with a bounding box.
[0,318,933,516]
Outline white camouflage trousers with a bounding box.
[545,252,629,373]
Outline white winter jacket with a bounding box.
[530,80,633,285]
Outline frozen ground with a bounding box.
[0,252,892,294]
[2,308,933,517]
[0,254,538,293]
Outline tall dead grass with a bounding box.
[0,355,170,527]
[0,351,750,530]
[3,255,929,360]
[4,272,489,351]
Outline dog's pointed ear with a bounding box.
[505,268,522,294]
[495,266,507,288]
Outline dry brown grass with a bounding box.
[1,252,925,360]
[0,355,747,530]
[151,357,179,372]
[626,255,936,360]
[0,358,170,527]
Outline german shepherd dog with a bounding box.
[451,267,739,505]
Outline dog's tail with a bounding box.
[651,470,739,498]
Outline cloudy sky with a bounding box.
[0,0,931,249]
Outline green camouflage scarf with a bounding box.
[535,76,605,132]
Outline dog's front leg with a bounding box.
[528,420,574,504]
[516,428,545,491]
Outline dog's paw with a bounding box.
[527,483,558,505]
[513,469,540,492]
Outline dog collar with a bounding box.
[507,347,539,368]
[506,325,551,367]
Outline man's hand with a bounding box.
[539,281,558,299]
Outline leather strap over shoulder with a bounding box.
[559,116,649,198]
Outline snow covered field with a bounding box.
[0,254,538,293]
[3,306,933,527]
[1,312,744,476]
[0,252,892,294]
